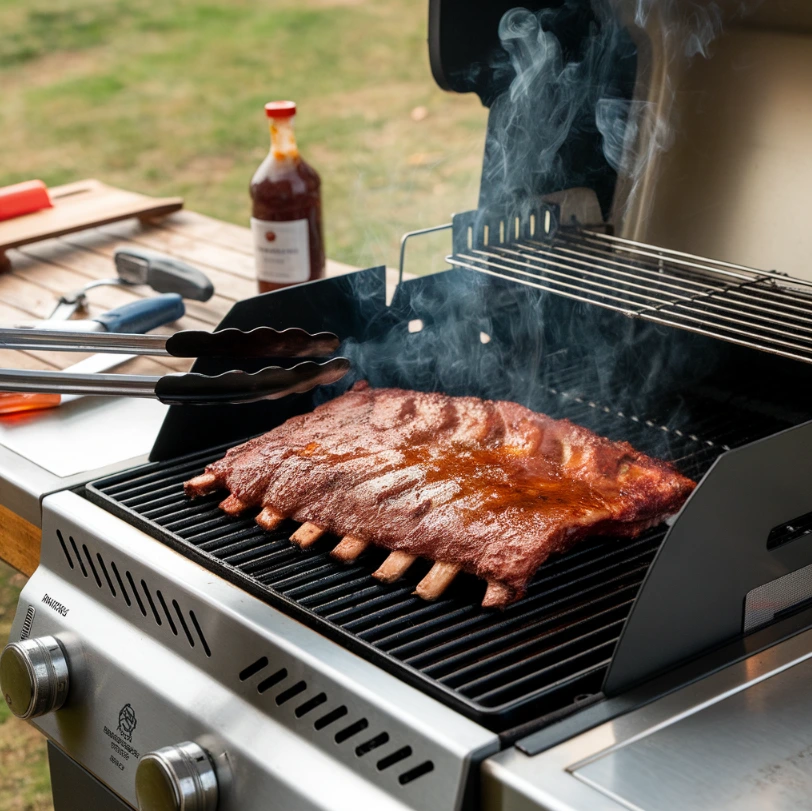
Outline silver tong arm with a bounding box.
[0,358,351,405]
[0,369,159,398]
[0,326,341,359]
[0,328,169,355]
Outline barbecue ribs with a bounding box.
[185,382,695,607]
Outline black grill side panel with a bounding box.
[150,266,391,462]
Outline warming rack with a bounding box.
[447,226,812,365]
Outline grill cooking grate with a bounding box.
[86,369,789,732]
[448,228,812,366]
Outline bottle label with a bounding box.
[251,217,311,283]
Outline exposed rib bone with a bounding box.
[290,522,326,548]
[220,494,249,515]
[330,535,370,562]
[373,551,417,583]
[184,472,219,496]
[256,506,285,530]
[482,580,514,609]
[414,562,461,600]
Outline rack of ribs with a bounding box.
[185,381,696,608]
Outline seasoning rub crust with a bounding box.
[185,382,695,607]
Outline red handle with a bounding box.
[0,180,53,222]
[0,392,62,415]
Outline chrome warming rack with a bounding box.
[442,204,812,365]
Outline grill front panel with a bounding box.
[86,362,790,733]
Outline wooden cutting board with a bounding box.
[0,179,183,271]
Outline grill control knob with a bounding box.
[0,635,69,720]
[135,741,218,811]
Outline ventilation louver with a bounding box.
[56,528,211,657]
[238,655,435,786]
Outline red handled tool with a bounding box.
[0,180,53,222]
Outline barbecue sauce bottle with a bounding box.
[251,101,325,292]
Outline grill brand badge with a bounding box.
[117,703,137,742]
[103,704,141,770]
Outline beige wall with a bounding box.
[637,30,812,280]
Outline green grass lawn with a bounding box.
[1,0,488,274]
[0,1,489,806]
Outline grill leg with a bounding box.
[49,743,132,811]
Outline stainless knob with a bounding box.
[135,741,218,811]
[0,635,69,720]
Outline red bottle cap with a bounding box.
[265,101,297,119]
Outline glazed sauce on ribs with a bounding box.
[186,382,695,607]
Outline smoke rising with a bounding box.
[595,97,673,176]
[632,0,725,58]
[317,267,731,468]
[481,0,636,217]
[482,0,761,220]
[326,1,768,467]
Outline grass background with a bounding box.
[0,0,487,807]
[0,0,488,274]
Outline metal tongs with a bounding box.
[0,326,349,405]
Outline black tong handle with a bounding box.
[165,326,340,358]
[155,358,351,404]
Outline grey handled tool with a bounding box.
[49,249,214,320]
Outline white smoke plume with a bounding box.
[482,0,762,220]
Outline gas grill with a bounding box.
[81,262,797,737]
[5,2,812,810]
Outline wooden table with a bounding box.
[0,208,365,577]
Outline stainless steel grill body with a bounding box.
[8,248,812,811]
[83,343,798,733]
[483,625,812,811]
[10,490,497,811]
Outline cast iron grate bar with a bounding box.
[86,367,789,732]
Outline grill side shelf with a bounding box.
[604,418,812,695]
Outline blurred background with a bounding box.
[0,0,487,807]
